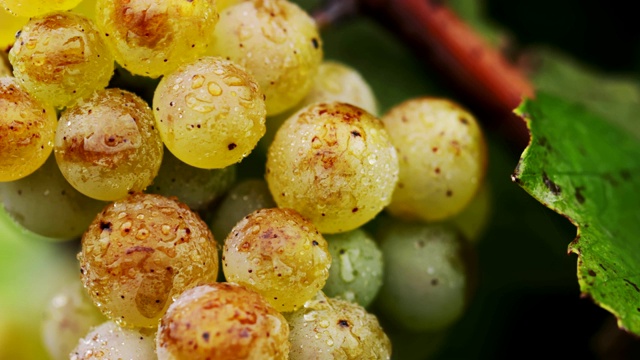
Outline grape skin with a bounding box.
[266,102,399,234]
[0,154,106,240]
[1,0,83,17]
[381,97,488,221]
[375,220,474,332]
[95,0,218,78]
[323,229,383,308]
[209,0,323,115]
[286,292,391,360]
[0,7,27,49]
[55,89,163,201]
[0,77,56,182]
[9,12,114,108]
[153,56,266,169]
[147,149,237,211]
[78,193,219,328]
[156,283,290,360]
[223,207,331,312]
[70,321,156,360]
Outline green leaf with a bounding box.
[513,92,640,334]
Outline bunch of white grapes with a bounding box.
[0,0,492,359]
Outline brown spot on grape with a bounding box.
[446,190,453,197]
[311,38,319,49]
[351,130,361,137]
[228,143,237,150]
[352,207,358,213]
[100,221,112,230]
[338,319,349,327]
[202,332,210,342]
[431,278,439,286]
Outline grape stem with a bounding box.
[313,0,535,149]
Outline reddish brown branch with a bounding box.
[315,0,535,149]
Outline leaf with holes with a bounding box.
[513,92,640,334]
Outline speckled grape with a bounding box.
[210,0,323,115]
[223,207,331,312]
[266,102,399,234]
[95,0,218,78]
[9,12,114,108]
[323,229,383,308]
[209,178,276,242]
[154,56,266,169]
[147,150,237,211]
[286,292,391,360]
[381,97,488,221]
[156,283,290,360]
[70,321,156,360]
[1,0,83,17]
[55,89,163,201]
[78,193,219,328]
[376,220,474,332]
[0,77,56,182]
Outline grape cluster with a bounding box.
[0,0,491,358]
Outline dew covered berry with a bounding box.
[55,89,163,201]
[153,56,266,169]
[223,208,331,312]
[78,193,219,328]
[381,97,487,221]
[156,283,290,360]
[266,102,399,234]
[9,12,114,108]
[0,77,56,182]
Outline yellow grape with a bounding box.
[8,12,114,108]
[154,57,266,169]
[95,0,218,78]
[55,89,163,201]
[266,102,399,234]
[78,193,219,328]
[210,0,323,115]
[0,77,56,182]
[223,208,331,312]
[1,0,82,17]
[0,7,26,50]
[70,321,156,360]
[156,283,290,360]
[381,98,488,221]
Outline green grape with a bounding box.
[1,0,83,17]
[95,0,218,78]
[209,0,323,115]
[223,208,331,312]
[153,56,266,169]
[259,60,379,153]
[147,150,236,211]
[447,181,492,243]
[209,178,276,242]
[156,283,290,360]
[286,292,392,360]
[0,7,27,49]
[323,229,383,308]
[78,193,219,328]
[266,102,399,234]
[55,89,163,201]
[9,12,114,108]
[381,98,488,222]
[0,155,106,240]
[0,77,56,182]
[375,220,475,332]
[42,282,105,360]
[70,321,156,360]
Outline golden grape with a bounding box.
[0,77,56,182]
[78,193,219,328]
